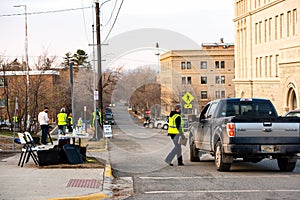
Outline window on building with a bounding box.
[187,76,191,84]
[264,19,267,42]
[259,21,262,43]
[215,61,219,68]
[181,62,185,70]
[187,62,191,69]
[221,61,225,68]
[201,76,207,84]
[280,13,284,38]
[201,91,208,99]
[255,23,258,44]
[216,91,220,99]
[269,18,272,41]
[221,76,225,84]
[0,99,6,107]
[216,76,220,84]
[0,78,7,87]
[200,61,207,69]
[221,91,225,98]
[0,78,5,87]
[287,11,291,37]
[182,77,186,84]
[275,15,278,40]
[292,9,297,35]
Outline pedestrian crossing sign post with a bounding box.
[182,92,194,109]
[103,125,112,138]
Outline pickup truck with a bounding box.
[189,98,300,172]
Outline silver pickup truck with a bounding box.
[189,98,300,172]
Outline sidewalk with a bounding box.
[0,135,113,200]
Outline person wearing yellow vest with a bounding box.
[165,104,185,166]
[57,107,67,134]
[77,117,83,132]
[12,115,18,129]
[67,113,73,133]
[92,108,102,128]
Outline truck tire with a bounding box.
[277,158,297,172]
[148,123,154,129]
[190,141,200,162]
[215,141,231,171]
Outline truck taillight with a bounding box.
[227,123,235,137]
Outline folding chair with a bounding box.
[17,132,40,167]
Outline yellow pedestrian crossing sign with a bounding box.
[182,92,194,104]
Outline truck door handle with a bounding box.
[263,128,272,132]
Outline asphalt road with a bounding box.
[109,105,300,200]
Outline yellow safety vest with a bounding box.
[168,114,184,134]
[57,112,67,125]
[12,116,18,123]
[68,116,73,125]
[77,119,83,127]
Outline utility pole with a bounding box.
[14,4,30,131]
[95,1,103,139]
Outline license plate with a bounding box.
[261,145,274,153]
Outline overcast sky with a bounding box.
[0,0,234,66]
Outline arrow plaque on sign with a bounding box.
[184,103,193,109]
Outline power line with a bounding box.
[103,0,125,43]
[0,6,92,17]
[102,0,118,27]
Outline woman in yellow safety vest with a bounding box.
[165,104,185,166]
[57,107,67,134]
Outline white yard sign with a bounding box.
[103,125,112,138]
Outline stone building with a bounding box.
[159,41,235,116]
[234,0,300,114]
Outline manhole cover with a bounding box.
[67,179,101,188]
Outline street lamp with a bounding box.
[14,4,30,131]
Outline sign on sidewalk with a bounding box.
[103,125,112,138]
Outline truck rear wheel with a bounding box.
[277,158,297,172]
[215,141,231,171]
[190,141,200,162]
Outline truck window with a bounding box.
[223,100,277,117]
[207,102,218,118]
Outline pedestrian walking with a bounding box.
[165,104,185,166]
[57,107,67,134]
[38,106,49,145]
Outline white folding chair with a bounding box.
[17,132,40,167]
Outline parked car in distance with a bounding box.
[282,109,300,117]
[148,117,168,129]
[104,113,115,125]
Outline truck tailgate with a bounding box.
[235,122,299,137]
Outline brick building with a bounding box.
[159,41,235,115]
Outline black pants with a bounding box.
[41,124,49,144]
